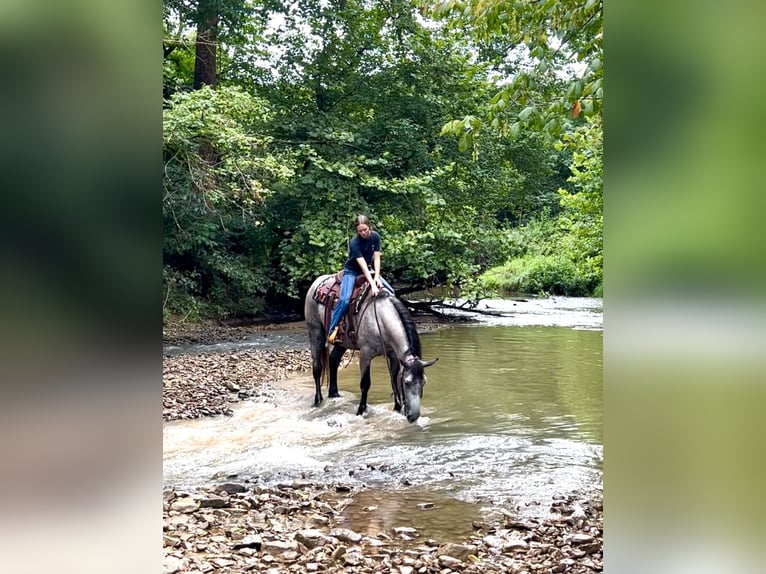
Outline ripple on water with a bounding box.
[165,312,602,520]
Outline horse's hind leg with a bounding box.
[328,345,346,398]
[307,324,326,407]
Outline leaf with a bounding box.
[572,100,582,119]
[518,106,534,121]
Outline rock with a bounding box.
[225,380,240,392]
[417,502,435,509]
[438,543,477,561]
[503,539,529,553]
[570,533,594,544]
[163,555,182,574]
[261,539,298,554]
[170,497,199,513]
[232,534,262,550]
[217,482,247,494]
[399,566,414,574]
[438,555,463,568]
[306,563,319,572]
[330,527,363,544]
[199,496,228,508]
[308,514,330,527]
[331,545,348,560]
[296,529,331,549]
[392,526,418,536]
[344,552,364,566]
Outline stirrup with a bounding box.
[327,327,339,344]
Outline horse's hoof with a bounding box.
[356,406,367,416]
[329,392,341,399]
[313,398,323,407]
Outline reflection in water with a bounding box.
[337,489,480,544]
[164,318,602,527]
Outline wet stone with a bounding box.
[330,527,363,544]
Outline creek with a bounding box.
[164,297,602,541]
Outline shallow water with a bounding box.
[164,297,602,538]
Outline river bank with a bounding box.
[163,318,602,574]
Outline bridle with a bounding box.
[365,295,425,407]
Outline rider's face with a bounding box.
[356,224,371,238]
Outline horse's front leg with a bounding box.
[328,345,346,398]
[386,354,402,412]
[356,353,373,416]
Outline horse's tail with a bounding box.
[321,342,330,390]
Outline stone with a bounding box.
[329,527,363,544]
[261,539,298,554]
[438,555,463,568]
[296,528,330,549]
[163,556,182,574]
[503,539,529,553]
[217,482,247,494]
[344,552,363,566]
[438,543,478,561]
[570,533,594,544]
[170,498,199,513]
[308,514,330,526]
[199,496,228,508]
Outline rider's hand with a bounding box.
[371,283,380,297]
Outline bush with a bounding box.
[480,254,593,296]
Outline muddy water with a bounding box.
[164,297,602,541]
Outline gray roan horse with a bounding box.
[305,274,438,422]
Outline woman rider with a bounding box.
[327,214,394,344]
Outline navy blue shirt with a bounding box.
[343,231,381,275]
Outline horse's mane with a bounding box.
[384,292,422,358]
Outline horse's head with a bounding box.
[399,356,439,423]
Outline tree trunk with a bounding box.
[193,0,219,89]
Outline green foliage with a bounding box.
[476,118,603,298]
[162,1,601,321]
[555,116,603,288]
[426,0,603,144]
[163,85,290,317]
[481,254,592,296]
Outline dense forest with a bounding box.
[163,0,602,321]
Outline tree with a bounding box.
[163,0,254,91]
[426,0,603,143]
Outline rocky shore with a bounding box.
[163,319,603,574]
[164,482,602,574]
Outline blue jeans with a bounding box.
[327,272,395,334]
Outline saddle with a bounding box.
[313,271,372,349]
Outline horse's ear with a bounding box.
[421,358,439,368]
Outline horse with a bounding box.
[304,273,438,423]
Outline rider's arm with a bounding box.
[356,256,379,294]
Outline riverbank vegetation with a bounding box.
[163,0,603,321]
